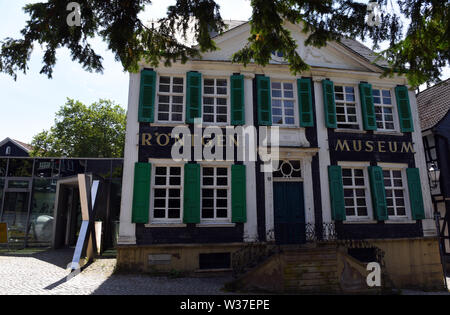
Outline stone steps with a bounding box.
[282,247,340,293]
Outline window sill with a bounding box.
[334,129,366,134]
[373,130,403,136]
[196,223,236,228]
[385,219,416,224]
[150,123,187,127]
[343,220,377,224]
[145,223,187,228]
[272,125,302,129]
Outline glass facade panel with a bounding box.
[34,159,60,178]
[27,178,57,246]
[59,159,86,177]
[86,160,112,179]
[112,160,123,179]
[2,191,29,244]
[0,159,7,177]
[7,180,30,189]
[7,159,33,177]
[0,157,122,248]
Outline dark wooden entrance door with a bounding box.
[273,181,306,245]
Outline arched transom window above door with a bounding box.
[273,160,302,179]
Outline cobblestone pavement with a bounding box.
[1,248,450,295]
[0,248,233,295]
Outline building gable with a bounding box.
[0,138,31,157]
[200,21,383,73]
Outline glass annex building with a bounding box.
[0,157,123,249]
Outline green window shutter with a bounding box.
[359,83,377,130]
[297,78,314,127]
[328,165,346,221]
[138,69,156,123]
[368,166,388,221]
[395,86,414,132]
[186,71,202,124]
[231,74,245,125]
[406,168,425,220]
[132,162,151,223]
[322,80,337,128]
[232,164,247,223]
[183,163,201,223]
[256,76,272,125]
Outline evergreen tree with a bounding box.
[0,0,448,87]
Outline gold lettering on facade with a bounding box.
[335,139,350,151]
[352,140,362,152]
[388,141,398,153]
[142,133,152,146]
[365,141,374,152]
[401,142,415,153]
[156,133,170,146]
[378,141,386,153]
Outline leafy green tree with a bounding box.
[30,98,126,158]
[0,0,448,87]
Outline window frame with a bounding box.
[378,163,412,221]
[334,84,361,131]
[200,164,231,223]
[155,74,186,124]
[202,77,230,126]
[149,163,184,224]
[270,80,299,127]
[372,87,399,132]
[338,161,373,221]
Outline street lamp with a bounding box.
[428,162,440,189]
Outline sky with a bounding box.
[0,0,448,144]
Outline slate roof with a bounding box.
[417,78,450,131]
[13,139,33,152]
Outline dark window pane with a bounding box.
[216,198,228,208]
[203,177,213,186]
[154,209,165,218]
[168,198,180,208]
[169,176,181,186]
[217,190,227,198]
[155,176,166,185]
[203,168,214,176]
[202,208,214,218]
[168,209,180,219]
[217,177,228,186]
[169,189,180,198]
[155,167,167,175]
[202,198,214,208]
[154,189,166,198]
[217,208,228,218]
[154,199,166,208]
[8,159,33,177]
[202,189,214,198]
[357,207,368,216]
